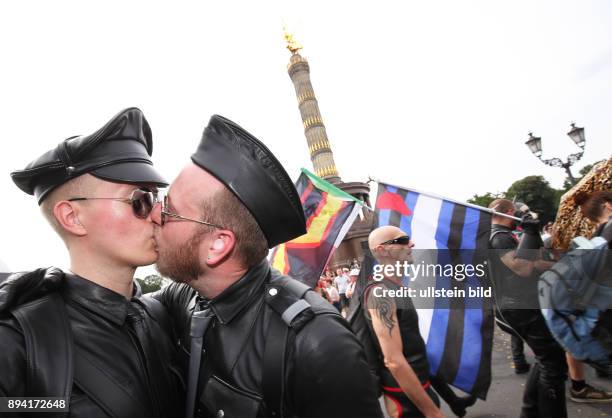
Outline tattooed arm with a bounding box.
[366,284,443,418]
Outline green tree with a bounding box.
[467,192,505,208]
[506,176,558,224]
[135,274,163,294]
[561,160,605,191]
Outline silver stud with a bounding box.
[268,288,278,296]
[216,410,224,417]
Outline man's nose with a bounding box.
[151,201,162,226]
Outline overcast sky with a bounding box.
[1,0,610,273]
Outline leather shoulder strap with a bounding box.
[12,292,73,418]
[265,274,312,328]
[263,273,313,418]
[489,228,511,246]
[262,311,290,418]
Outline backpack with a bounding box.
[538,235,612,364]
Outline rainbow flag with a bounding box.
[269,169,362,287]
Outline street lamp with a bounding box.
[524,123,586,186]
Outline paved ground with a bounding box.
[443,328,612,417]
[383,327,612,417]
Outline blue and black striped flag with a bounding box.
[375,181,494,399]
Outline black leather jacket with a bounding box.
[153,261,383,418]
[0,269,184,418]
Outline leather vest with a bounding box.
[364,279,431,387]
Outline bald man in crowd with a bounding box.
[367,226,444,418]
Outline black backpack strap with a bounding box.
[262,311,290,418]
[12,292,73,418]
[360,281,387,359]
[263,275,314,417]
[489,228,510,247]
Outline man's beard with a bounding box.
[156,230,205,284]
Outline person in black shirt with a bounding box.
[488,198,567,418]
[366,226,443,418]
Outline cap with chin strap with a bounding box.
[11,107,168,204]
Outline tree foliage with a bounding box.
[467,192,505,208]
[505,176,558,224]
[136,274,163,294]
[469,160,603,225]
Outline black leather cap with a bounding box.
[11,107,168,204]
[191,115,306,248]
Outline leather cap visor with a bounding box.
[11,107,167,204]
[92,161,167,187]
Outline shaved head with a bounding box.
[368,225,414,266]
[40,173,102,240]
[368,225,406,250]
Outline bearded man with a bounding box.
[151,115,383,418]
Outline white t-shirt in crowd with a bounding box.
[334,274,350,294]
[326,286,340,302]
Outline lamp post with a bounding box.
[524,123,586,186]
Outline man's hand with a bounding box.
[0,267,64,314]
[520,213,540,235]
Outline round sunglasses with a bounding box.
[68,189,158,219]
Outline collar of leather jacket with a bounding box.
[63,273,137,326]
[200,260,270,325]
[491,223,512,232]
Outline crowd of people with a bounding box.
[0,105,610,418]
[314,263,360,315]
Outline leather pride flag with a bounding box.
[269,169,362,287]
[375,181,494,399]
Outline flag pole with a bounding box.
[370,177,522,222]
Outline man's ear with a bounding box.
[53,201,87,236]
[206,229,236,266]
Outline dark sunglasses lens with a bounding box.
[395,236,410,245]
[131,190,153,219]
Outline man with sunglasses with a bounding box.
[0,108,183,417]
[150,115,383,418]
[366,226,444,418]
